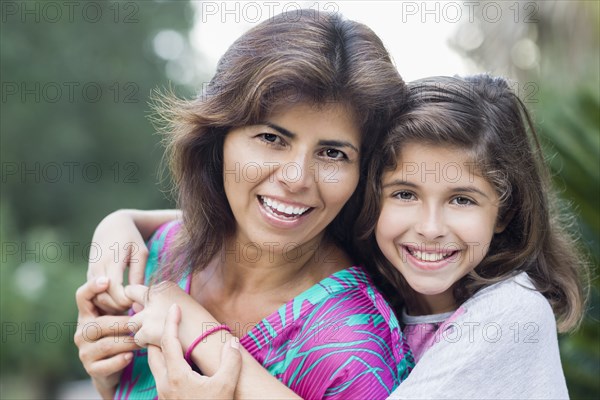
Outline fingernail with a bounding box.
[169,303,178,313]
[96,277,109,286]
[230,337,240,350]
[124,353,133,361]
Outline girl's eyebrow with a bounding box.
[451,186,491,199]
[264,122,359,153]
[382,179,417,189]
[382,179,491,199]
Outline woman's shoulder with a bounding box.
[144,220,183,284]
[305,265,396,316]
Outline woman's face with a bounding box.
[223,102,361,253]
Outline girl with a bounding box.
[360,74,588,399]
[86,73,588,399]
[74,9,413,400]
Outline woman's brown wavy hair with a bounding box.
[356,75,588,332]
[152,9,406,281]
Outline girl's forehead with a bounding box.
[385,142,488,183]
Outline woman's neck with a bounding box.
[197,233,349,296]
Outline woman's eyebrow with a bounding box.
[265,122,359,153]
[265,122,295,139]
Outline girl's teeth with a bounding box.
[411,250,452,262]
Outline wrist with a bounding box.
[185,324,231,364]
[92,377,117,400]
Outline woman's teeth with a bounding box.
[260,196,310,217]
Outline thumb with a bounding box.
[212,337,242,386]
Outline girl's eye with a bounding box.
[319,148,347,160]
[452,196,475,206]
[393,191,416,201]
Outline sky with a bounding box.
[187,1,475,83]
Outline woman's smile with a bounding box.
[223,102,361,249]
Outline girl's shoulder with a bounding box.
[462,272,554,322]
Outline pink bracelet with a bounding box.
[184,324,231,365]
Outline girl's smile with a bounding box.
[376,142,504,314]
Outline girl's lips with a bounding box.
[401,245,460,271]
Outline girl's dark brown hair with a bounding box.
[356,74,588,332]
[152,10,405,281]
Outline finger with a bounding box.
[124,284,149,306]
[104,254,133,311]
[76,315,134,343]
[127,311,144,334]
[147,345,166,386]
[128,245,148,286]
[213,337,242,385]
[75,277,110,319]
[86,352,133,378]
[92,292,127,315]
[161,304,190,371]
[84,335,140,361]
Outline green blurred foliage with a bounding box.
[1,0,199,396]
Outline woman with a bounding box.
[75,9,413,400]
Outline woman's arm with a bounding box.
[88,209,180,314]
[126,283,302,399]
[148,304,243,400]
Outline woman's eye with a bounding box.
[320,148,347,160]
[394,191,415,201]
[260,133,281,144]
[453,196,474,206]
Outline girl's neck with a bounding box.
[407,290,458,316]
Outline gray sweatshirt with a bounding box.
[389,273,569,399]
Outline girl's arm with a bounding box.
[88,209,180,314]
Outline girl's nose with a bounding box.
[415,205,448,240]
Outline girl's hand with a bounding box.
[126,282,190,348]
[88,210,149,314]
[74,277,140,400]
[148,304,242,400]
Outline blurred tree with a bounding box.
[1,0,203,396]
[450,1,599,398]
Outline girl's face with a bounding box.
[223,102,361,252]
[376,142,503,314]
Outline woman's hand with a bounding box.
[74,277,140,400]
[126,282,191,348]
[87,210,149,314]
[148,304,242,400]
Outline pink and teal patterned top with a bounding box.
[116,221,414,400]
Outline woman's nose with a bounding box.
[276,150,313,193]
